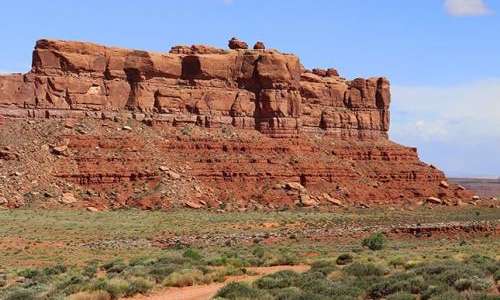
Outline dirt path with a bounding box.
[128,265,309,300]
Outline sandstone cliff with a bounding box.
[0,39,471,209]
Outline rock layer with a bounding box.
[0,39,471,209]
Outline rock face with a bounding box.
[0,39,390,139]
[0,39,472,209]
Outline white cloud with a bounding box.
[444,0,493,16]
[390,78,500,176]
[391,78,500,141]
[223,0,234,5]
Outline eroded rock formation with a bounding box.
[0,39,472,209]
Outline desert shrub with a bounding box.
[43,263,67,276]
[453,277,491,291]
[293,271,332,295]
[344,262,385,277]
[82,261,99,278]
[388,256,406,268]
[494,269,500,281]
[386,292,417,300]
[128,256,155,267]
[124,277,153,297]
[18,268,40,279]
[466,254,499,274]
[362,232,385,250]
[88,278,128,299]
[368,272,425,298]
[219,265,247,277]
[412,260,487,285]
[156,254,189,266]
[336,254,354,265]
[56,274,86,295]
[309,260,337,275]
[4,288,37,300]
[101,260,126,274]
[255,270,300,289]
[163,269,206,287]
[466,292,500,300]
[180,126,193,136]
[252,246,266,259]
[183,248,203,261]
[148,263,177,282]
[69,290,111,300]
[270,287,305,300]
[267,249,299,266]
[428,289,465,300]
[215,282,272,300]
[121,265,149,278]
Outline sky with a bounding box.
[0,0,498,177]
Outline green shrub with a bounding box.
[254,270,300,289]
[336,254,354,265]
[388,256,406,268]
[368,272,425,298]
[43,263,67,276]
[164,269,205,287]
[125,277,153,297]
[129,256,155,267]
[454,277,492,291]
[215,282,272,299]
[344,262,385,277]
[387,292,417,300]
[83,262,98,278]
[87,278,125,299]
[101,260,126,274]
[4,288,37,300]
[362,233,385,250]
[293,271,332,295]
[269,287,305,299]
[183,248,203,261]
[18,268,40,279]
[309,260,337,275]
[428,289,465,300]
[252,246,266,259]
[494,269,500,281]
[148,263,176,282]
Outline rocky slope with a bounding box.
[0,38,472,210]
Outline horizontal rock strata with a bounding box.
[0,39,472,209]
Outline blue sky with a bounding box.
[0,0,499,177]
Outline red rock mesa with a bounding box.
[0,39,471,209]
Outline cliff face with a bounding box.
[0,39,471,209]
[1,39,389,138]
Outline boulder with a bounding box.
[228,37,248,50]
[439,181,449,188]
[323,193,344,207]
[253,41,266,50]
[60,193,77,204]
[184,201,203,209]
[50,144,68,155]
[284,182,306,192]
[300,194,317,207]
[426,197,442,204]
